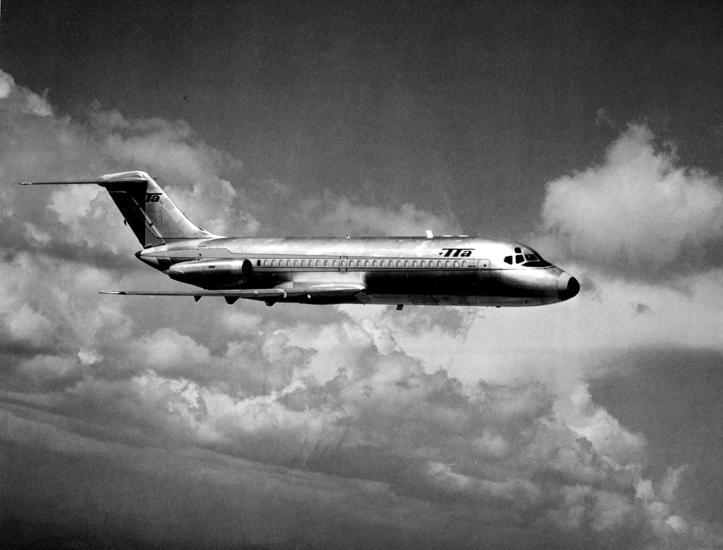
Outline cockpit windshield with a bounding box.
[503,246,551,267]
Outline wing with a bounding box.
[100,284,366,305]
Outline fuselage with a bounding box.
[137,236,580,307]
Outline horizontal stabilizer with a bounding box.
[20,171,216,247]
[19,179,140,185]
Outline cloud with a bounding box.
[3,305,713,547]
[0,69,52,116]
[541,123,723,276]
[2,67,722,548]
[0,68,257,260]
[2,315,716,548]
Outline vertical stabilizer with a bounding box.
[98,171,215,247]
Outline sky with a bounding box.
[0,1,722,549]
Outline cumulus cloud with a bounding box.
[0,68,257,259]
[541,123,723,275]
[2,312,715,548]
[0,69,52,115]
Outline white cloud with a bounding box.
[541,123,723,274]
[5,303,54,347]
[659,465,688,503]
[5,324,710,546]
[0,69,12,98]
[0,68,52,115]
[0,71,258,257]
[555,383,645,467]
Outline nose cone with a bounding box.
[557,272,580,301]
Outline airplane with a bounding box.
[20,170,579,309]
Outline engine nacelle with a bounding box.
[167,258,253,289]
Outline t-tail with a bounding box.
[20,170,218,247]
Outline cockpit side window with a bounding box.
[506,247,552,267]
[521,250,552,267]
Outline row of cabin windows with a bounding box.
[253,258,478,269]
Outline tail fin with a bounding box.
[21,170,218,247]
[99,171,216,246]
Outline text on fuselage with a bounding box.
[438,248,473,257]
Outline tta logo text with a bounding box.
[146,193,162,202]
[438,248,473,257]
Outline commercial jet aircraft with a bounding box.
[21,171,579,308]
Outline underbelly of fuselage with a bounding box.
[238,269,559,306]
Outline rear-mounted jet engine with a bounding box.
[167,258,253,289]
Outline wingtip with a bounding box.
[99,291,126,295]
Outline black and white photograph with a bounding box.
[1,1,722,548]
